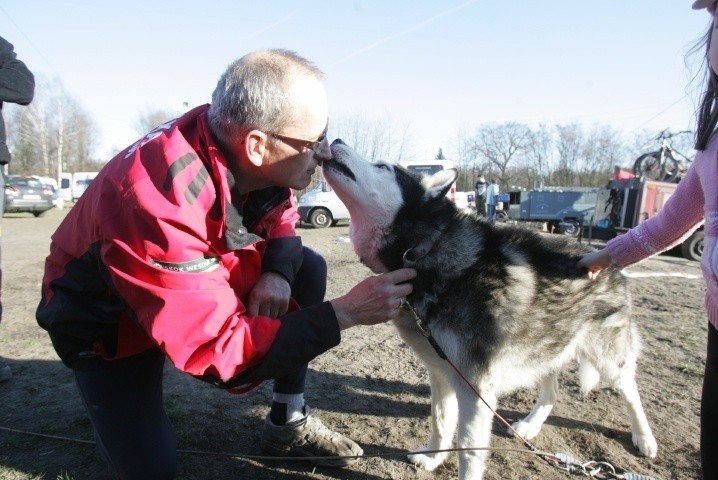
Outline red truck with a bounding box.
[588,178,704,261]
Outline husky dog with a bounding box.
[322,139,657,480]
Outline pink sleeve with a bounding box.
[607,163,705,267]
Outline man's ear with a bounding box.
[244,130,269,167]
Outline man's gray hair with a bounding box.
[208,49,324,145]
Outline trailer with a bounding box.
[587,178,703,261]
[496,187,597,236]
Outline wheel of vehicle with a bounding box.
[681,230,704,261]
[32,211,45,218]
[660,153,680,183]
[560,219,581,236]
[632,152,680,182]
[633,152,662,181]
[309,208,332,228]
[494,211,509,222]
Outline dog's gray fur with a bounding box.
[323,139,657,480]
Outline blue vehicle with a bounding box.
[497,187,597,236]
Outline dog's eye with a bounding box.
[374,163,391,171]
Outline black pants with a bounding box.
[701,323,718,479]
[74,246,327,480]
[475,194,486,216]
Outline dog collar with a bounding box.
[402,223,449,266]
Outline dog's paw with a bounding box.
[633,433,658,458]
[407,447,447,471]
[510,419,542,440]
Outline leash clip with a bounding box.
[401,298,447,359]
[400,298,430,338]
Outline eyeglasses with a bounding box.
[268,126,328,154]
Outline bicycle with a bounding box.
[632,129,693,183]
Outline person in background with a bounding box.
[578,2,718,477]
[0,36,35,383]
[36,49,415,479]
[474,174,487,216]
[485,178,499,223]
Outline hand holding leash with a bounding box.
[331,268,416,330]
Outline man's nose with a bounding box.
[313,137,332,161]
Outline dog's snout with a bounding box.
[331,139,345,146]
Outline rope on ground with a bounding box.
[0,424,546,461]
[0,425,659,478]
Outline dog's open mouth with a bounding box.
[322,157,355,181]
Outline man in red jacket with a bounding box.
[37,49,415,479]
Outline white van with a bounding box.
[71,171,99,201]
[298,159,457,228]
[398,159,457,202]
[60,173,72,202]
[297,180,349,228]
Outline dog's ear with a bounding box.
[422,168,458,200]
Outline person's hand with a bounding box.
[246,272,291,318]
[330,268,416,330]
[577,248,613,280]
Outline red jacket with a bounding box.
[37,105,340,388]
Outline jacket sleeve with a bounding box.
[262,236,303,284]
[0,37,35,105]
[607,158,705,267]
[219,302,340,388]
[260,192,303,284]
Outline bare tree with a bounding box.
[6,96,46,173]
[579,124,624,186]
[455,126,490,192]
[553,123,584,186]
[524,124,553,188]
[133,106,177,137]
[466,122,531,188]
[6,77,101,181]
[331,112,412,162]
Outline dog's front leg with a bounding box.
[455,380,496,480]
[407,364,458,471]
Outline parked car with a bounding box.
[298,180,349,228]
[3,175,55,217]
[33,175,64,209]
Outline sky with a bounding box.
[0,0,711,161]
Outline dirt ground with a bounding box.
[0,207,706,480]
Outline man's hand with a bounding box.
[331,268,417,330]
[577,248,613,280]
[246,272,291,318]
